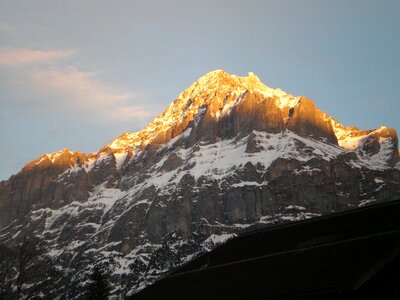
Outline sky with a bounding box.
[0,0,399,180]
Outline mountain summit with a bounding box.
[105,70,398,166]
[107,69,336,152]
[0,70,399,298]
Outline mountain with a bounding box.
[0,70,399,298]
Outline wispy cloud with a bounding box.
[0,47,75,65]
[112,106,154,120]
[1,46,153,123]
[29,67,152,121]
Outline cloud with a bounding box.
[0,46,153,123]
[29,67,153,121]
[0,47,75,65]
[112,106,154,119]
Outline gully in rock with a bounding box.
[0,70,399,298]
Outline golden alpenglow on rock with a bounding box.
[0,71,399,298]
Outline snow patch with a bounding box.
[203,233,236,251]
[114,152,128,169]
[285,205,306,211]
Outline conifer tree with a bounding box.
[85,266,111,300]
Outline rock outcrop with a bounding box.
[0,70,399,299]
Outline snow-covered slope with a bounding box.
[330,118,399,167]
[0,70,399,299]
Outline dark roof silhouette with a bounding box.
[131,200,400,300]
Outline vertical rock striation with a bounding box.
[0,70,399,298]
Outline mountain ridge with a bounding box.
[8,69,398,177]
[0,70,399,298]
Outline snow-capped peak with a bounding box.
[107,70,300,152]
[45,148,73,163]
[1,70,399,300]
[21,70,399,171]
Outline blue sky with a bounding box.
[0,0,399,180]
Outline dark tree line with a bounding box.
[1,235,112,299]
[84,266,111,300]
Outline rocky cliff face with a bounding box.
[0,70,399,298]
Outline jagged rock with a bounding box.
[358,127,399,166]
[0,70,399,299]
[246,133,263,153]
[161,153,183,172]
[286,97,338,144]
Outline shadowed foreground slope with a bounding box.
[132,200,400,300]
